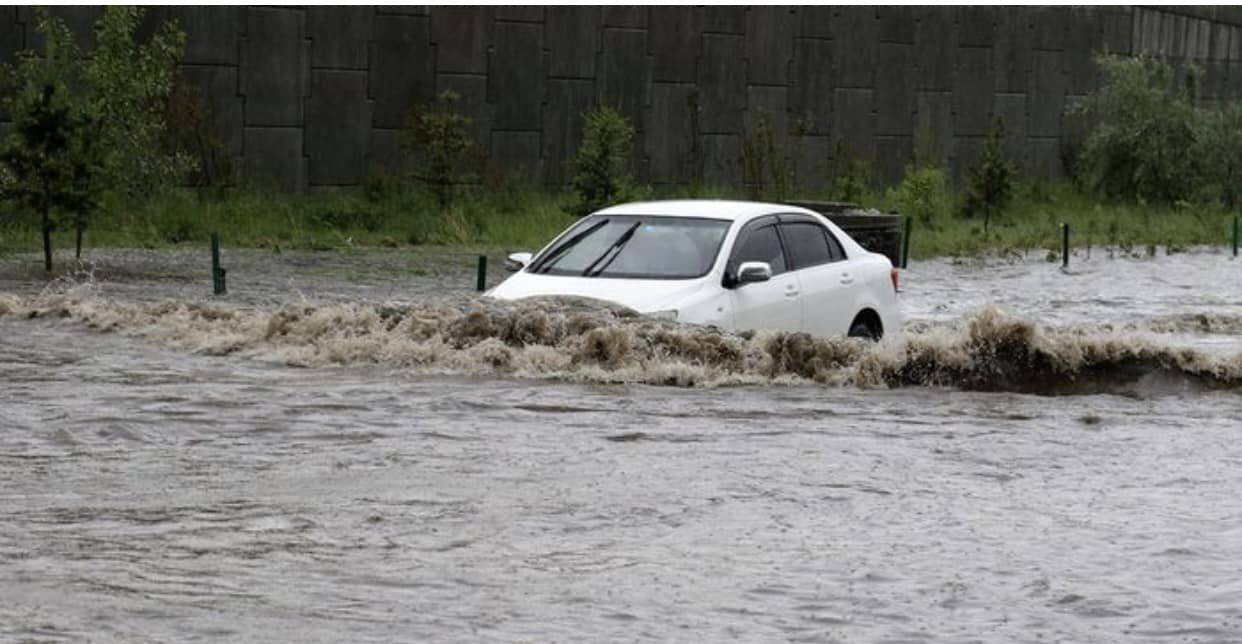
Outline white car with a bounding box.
[487,200,900,339]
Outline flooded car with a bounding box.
[487,200,901,339]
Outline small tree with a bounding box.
[1195,103,1242,210]
[84,6,190,199]
[962,118,1016,232]
[401,90,477,209]
[1073,54,1201,204]
[0,12,103,271]
[567,105,635,217]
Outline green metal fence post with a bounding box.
[901,216,912,269]
[1061,223,1069,269]
[211,232,226,295]
[476,254,488,292]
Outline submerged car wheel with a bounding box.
[847,315,882,341]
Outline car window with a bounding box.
[531,215,730,279]
[732,224,787,275]
[823,228,847,262]
[781,222,835,269]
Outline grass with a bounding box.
[0,180,1238,262]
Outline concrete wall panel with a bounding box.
[310,7,371,69]
[167,6,240,65]
[790,38,833,134]
[496,6,543,23]
[993,93,1028,167]
[241,8,305,127]
[181,65,244,158]
[597,28,650,131]
[489,21,544,131]
[701,134,741,185]
[646,83,697,183]
[698,34,745,133]
[794,134,830,191]
[914,7,955,91]
[834,7,878,89]
[431,6,491,74]
[490,131,542,183]
[1030,50,1066,138]
[994,8,1033,93]
[798,6,832,39]
[602,7,646,29]
[305,70,372,185]
[244,127,304,191]
[703,7,745,35]
[953,47,993,136]
[958,7,995,47]
[875,136,913,186]
[546,7,598,79]
[875,43,914,136]
[649,7,700,83]
[878,6,914,44]
[746,86,789,143]
[370,14,434,129]
[915,92,952,167]
[833,88,875,162]
[746,7,796,85]
[542,78,594,184]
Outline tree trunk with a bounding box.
[75,225,83,260]
[41,209,53,273]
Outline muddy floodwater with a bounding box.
[1,247,1240,642]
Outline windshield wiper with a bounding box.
[532,218,609,273]
[581,221,641,277]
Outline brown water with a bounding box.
[1,247,1240,642]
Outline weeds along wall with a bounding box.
[3,6,1241,193]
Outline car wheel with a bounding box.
[847,319,881,341]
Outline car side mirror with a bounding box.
[736,261,772,285]
[505,252,533,272]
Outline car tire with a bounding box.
[847,318,881,341]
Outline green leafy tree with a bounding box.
[401,90,478,209]
[83,6,191,199]
[567,105,636,217]
[0,12,104,271]
[890,165,953,225]
[1073,54,1201,204]
[962,118,1016,232]
[1195,103,1242,210]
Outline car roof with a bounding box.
[592,199,820,222]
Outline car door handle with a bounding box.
[784,285,799,297]
[840,273,855,285]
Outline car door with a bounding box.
[726,219,802,332]
[778,216,854,336]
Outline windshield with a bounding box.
[530,215,730,279]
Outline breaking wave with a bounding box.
[1,289,1239,395]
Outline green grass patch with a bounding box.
[0,181,1237,261]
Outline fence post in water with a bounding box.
[1061,223,1070,269]
[476,254,487,292]
[901,216,912,269]
[1234,215,1239,258]
[210,232,227,295]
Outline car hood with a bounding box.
[486,272,711,313]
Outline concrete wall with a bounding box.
[3,5,1242,192]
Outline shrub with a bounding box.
[402,90,478,209]
[827,139,872,204]
[890,164,953,225]
[962,118,1016,231]
[84,6,191,199]
[741,109,797,202]
[567,105,636,217]
[1195,103,1242,209]
[1073,54,1201,204]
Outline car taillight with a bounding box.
[890,267,900,293]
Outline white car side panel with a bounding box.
[730,271,802,333]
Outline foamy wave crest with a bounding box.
[2,292,1239,394]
